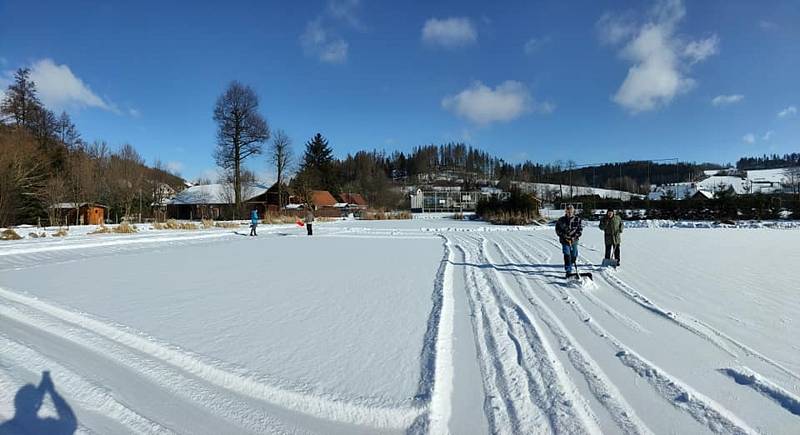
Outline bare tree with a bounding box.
[40,175,68,226]
[55,111,82,148]
[0,128,47,226]
[269,129,293,210]
[213,81,270,217]
[785,167,800,197]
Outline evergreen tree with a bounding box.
[296,133,337,194]
[1,68,43,128]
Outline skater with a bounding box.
[249,208,259,236]
[599,209,623,266]
[304,206,315,236]
[555,205,583,277]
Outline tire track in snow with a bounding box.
[455,234,601,434]
[507,234,759,435]
[491,236,652,435]
[0,286,422,430]
[0,332,175,434]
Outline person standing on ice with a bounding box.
[555,204,583,276]
[249,209,259,236]
[304,206,315,236]
[599,209,623,266]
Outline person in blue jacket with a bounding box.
[249,209,259,236]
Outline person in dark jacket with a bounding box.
[598,209,623,265]
[555,205,583,275]
[249,209,259,236]
[304,206,315,236]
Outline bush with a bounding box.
[153,219,199,230]
[113,222,138,233]
[28,232,46,238]
[53,228,68,237]
[1,229,22,240]
[476,188,540,225]
[201,218,214,229]
[89,225,112,234]
[360,210,411,220]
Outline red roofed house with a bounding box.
[339,193,368,210]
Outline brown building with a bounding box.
[339,193,368,210]
[52,203,108,225]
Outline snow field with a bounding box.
[0,218,798,433]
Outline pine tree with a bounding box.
[296,133,337,193]
[1,68,43,128]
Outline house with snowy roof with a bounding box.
[166,183,268,220]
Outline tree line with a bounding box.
[736,153,800,170]
[0,68,183,227]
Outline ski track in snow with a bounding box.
[502,235,761,434]
[0,286,423,432]
[453,234,602,434]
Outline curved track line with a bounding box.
[0,287,421,430]
[0,333,175,434]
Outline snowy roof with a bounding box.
[50,202,108,209]
[692,190,714,199]
[696,176,747,195]
[168,184,268,205]
[285,203,304,210]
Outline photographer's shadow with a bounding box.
[0,371,77,435]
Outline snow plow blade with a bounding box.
[566,272,594,280]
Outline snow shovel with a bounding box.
[565,240,593,281]
[296,218,305,227]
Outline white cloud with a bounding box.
[166,161,184,175]
[328,0,363,30]
[28,58,116,112]
[442,80,538,125]
[762,130,774,141]
[758,20,777,30]
[742,133,755,144]
[778,105,797,118]
[523,37,549,55]
[598,0,719,113]
[711,94,744,106]
[300,18,348,63]
[422,17,477,49]
[128,108,141,117]
[596,11,637,45]
[684,34,719,64]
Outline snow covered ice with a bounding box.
[1,219,799,434]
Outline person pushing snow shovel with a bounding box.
[555,205,591,279]
[599,209,623,267]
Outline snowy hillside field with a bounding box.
[1,219,799,434]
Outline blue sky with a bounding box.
[1,0,798,181]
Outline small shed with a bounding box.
[52,203,108,225]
